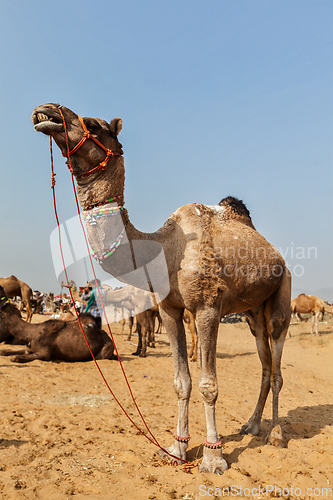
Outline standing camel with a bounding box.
[61,279,86,311]
[101,285,157,357]
[0,276,33,322]
[291,293,333,335]
[32,104,291,474]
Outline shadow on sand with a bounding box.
[0,438,29,449]
[186,404,333,466]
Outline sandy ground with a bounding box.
[0,313,332,500]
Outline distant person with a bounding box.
[80,279,105,329]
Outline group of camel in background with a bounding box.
[0,274,332,365]
[0,275,198,362]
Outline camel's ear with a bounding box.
[110,118,122,136]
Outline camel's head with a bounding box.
[0,285,7,302]
[61,279,76,289]
[0,287,18,315]
[31,104,123,178]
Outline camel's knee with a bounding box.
[268,316,289,341]
[261,372,271,390]
[270,373,283,393]
[173,376,192,400]
[199,377,218,405]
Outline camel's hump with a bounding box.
[219,196,251,219]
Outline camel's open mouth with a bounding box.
[31,109,64,134]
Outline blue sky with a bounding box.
[0,0,332,299]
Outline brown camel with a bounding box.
[0,314,25,345]
[0,286,116,363]
[32,103,291,474]
[102,285,156,356]
[324,301,333,320]
[61,279,86,310]
[291,293,333,335]
[0,276,33,322]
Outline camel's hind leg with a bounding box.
[126,316,134,341]
[264,270,291,445]
[242,270,291,446]
[147,311,155,348]
[25,303,33,323]
[196,303,228,474]
[157,305,191,464]
[95,343,117,360]
[241,305,272,437]
[155,312,162,334]
[311,312,320,335]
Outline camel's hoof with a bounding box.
[10,356,26,363]
[139,352,146,358]
[266,425,285,447]
[149,342,155,348]
[238,421,260,436]
[157,448,183,465]
[200,455,228,475]
[131,351,140,356]
[156,439,188,465]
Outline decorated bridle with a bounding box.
[55,104,122,179]
[0,295,10,310]
[51,104,127,263]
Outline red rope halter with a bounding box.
[59,110,122,179]
[48,108,194,471]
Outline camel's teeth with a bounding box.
[37,113,52,122]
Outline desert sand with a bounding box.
[0,313,332,500]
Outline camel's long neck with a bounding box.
[75,156,126,210]
[74,157,168,292]
[70,287,81,302]
[0,306,34,342]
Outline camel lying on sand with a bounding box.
[291,293,333,335]
[32,103,291,474]
[0,286,116,363]
[0,276,33,322]
[0,315,25,345]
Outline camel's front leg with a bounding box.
[158,305,191,463]
[137,312,148,357]
[196,305,228,474]
[0,348,30,357]
[132,316,143,356]
[311,312,320,335]
[9,347,52,363]
[187,315,198,362]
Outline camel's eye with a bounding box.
[83,118,101,133]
